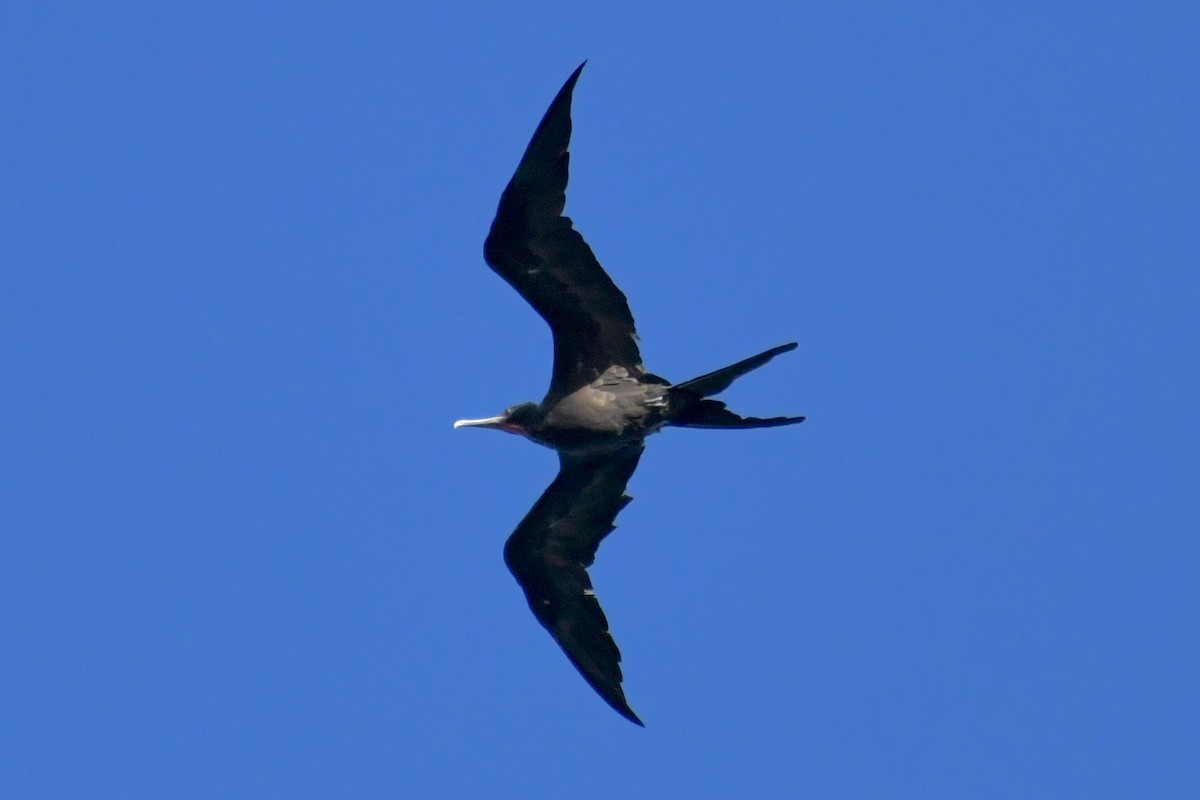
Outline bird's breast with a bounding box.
[535,383,668,452]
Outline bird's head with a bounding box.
[453,402,543,437]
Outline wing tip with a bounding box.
[619,705,646,727]
[600,685,644,726]
[556,61,587,108]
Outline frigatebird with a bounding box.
[455,63,804,726]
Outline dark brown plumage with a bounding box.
[482,63,642,401]
[455,63,804,725]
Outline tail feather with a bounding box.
[668,342,804,429]
[673,342,798,398]
[672,399,805,429]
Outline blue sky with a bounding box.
[3,2,1197,797]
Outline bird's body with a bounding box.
[455,63,804,726]
[480,371,668,451]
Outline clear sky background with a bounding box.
[3,2,1197,798]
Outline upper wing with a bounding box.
[502,444,646,725]
[484,63,643,400]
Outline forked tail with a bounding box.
[668,342,806,429]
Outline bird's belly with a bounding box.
[537,391,665,454]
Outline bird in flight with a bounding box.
[455,63,804,726]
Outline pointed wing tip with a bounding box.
[599,680,644,726]
[576,651,646,727]
[749,415,806,428]
[567,648,646,727]
[560,61,587,98]
[619,705,648,724]
[550,63,586,110]
[600,685,644,726]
